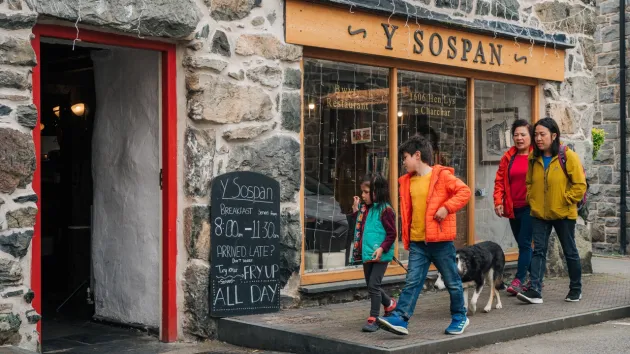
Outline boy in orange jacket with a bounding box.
[377,135,471,335]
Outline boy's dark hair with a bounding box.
[532,117,561,157]
[511,119,533,138]
[398,134,434,166]
[361,173,390,205]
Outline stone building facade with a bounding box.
[591,0,630,255]
[0,0,616,351]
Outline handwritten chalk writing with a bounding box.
[251,284,278,304]
[213,285,244,306]
[216,245,273,258]
[211,172,280,317]
[220,177,274,203]
[221,204,253,215]
[243,264,279,280]
[214,218,243,238]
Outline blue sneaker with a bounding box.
[445,317,469,335]
[376,315,409,335]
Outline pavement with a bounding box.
[217,256,630,354]
[5,256,630,354]
[460,317,630,354]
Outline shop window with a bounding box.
[397,70,469,258]
[302,59,390,273]
[474,81,532,252]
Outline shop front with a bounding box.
[285,0,569,287]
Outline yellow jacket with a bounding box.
[526,148,587,220]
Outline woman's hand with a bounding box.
[494,205,504,217]
[372,247,383,261]
[352,196,361,213]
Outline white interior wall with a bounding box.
[474,83,531,250]
[91,47,160,327]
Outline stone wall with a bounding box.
[181,0,303,340]
[591,0,630,255]
[0,0,42,350]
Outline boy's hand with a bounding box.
[352,196,361,213]
[372,247,383,261]
[434,206,448,221]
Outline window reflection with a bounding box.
[303,59,389,272]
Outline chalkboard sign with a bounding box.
[210,171,281,317]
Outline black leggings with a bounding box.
[363,262,392,317]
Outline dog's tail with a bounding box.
[494,252,506,291]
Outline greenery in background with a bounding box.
[592,128,606,160]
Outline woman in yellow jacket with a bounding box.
[517,117,587,305]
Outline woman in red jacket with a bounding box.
[493,119,533,296]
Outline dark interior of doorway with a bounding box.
[39,41,150,353]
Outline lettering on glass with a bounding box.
[210,172,281,317]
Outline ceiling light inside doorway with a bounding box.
[71,103,86,116]
[53,106,60,118]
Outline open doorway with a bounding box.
[39,40,162,351]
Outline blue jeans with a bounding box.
[529,218,582,295]
[394,241,466,321]
[509,206,533,282]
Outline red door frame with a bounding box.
[31,24,178,342]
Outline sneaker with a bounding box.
[445,317,469,335]
[522,280,544,292]
[506,279,522,296]
[384,298,397,317]
[362,317,379,332]
[565,289,582,302]
[376,314,409,335]
[517,289,543,304]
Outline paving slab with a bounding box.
[218,273,630,354]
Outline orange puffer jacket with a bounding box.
[399,165,471,250]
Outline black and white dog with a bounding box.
[434,241,505,315]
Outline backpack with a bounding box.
[557,145,589,221]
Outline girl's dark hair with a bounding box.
[533,117,561,157]
[398,135,434,166]
[511,119,533,138]
[361,173,390,205]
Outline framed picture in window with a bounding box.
[479,108,519,163]
[351,127,371,144]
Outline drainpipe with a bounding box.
[619,0,627,255]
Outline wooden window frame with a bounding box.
[299,47,538,286]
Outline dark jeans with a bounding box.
[509,206,533,282]
[529,217,582,295]
[363,262,391,317]
[393,242,466,321]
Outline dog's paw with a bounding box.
[496,303,503,309]
[483,306,491,313]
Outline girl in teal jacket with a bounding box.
[349,174,397,332]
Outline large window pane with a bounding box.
[397,71,469,261]
[474,81,532,252]
[303,59,389,273]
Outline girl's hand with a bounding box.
[494,205,504,217]
[372,247,383,261]
[352,196,361,213]
[434,206,448,221]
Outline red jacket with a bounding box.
[399,165,471,250]
[493,146,532,219]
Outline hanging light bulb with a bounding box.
[308,103,315,110]
[397,111,403,117]
[53,106,60,118]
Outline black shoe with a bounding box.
[565,289,582,302]
[517,289,543,304]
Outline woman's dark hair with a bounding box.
[398,134,434,166]
[511,119,533,138]
[361,173,390,205]
[532,117,561,157]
